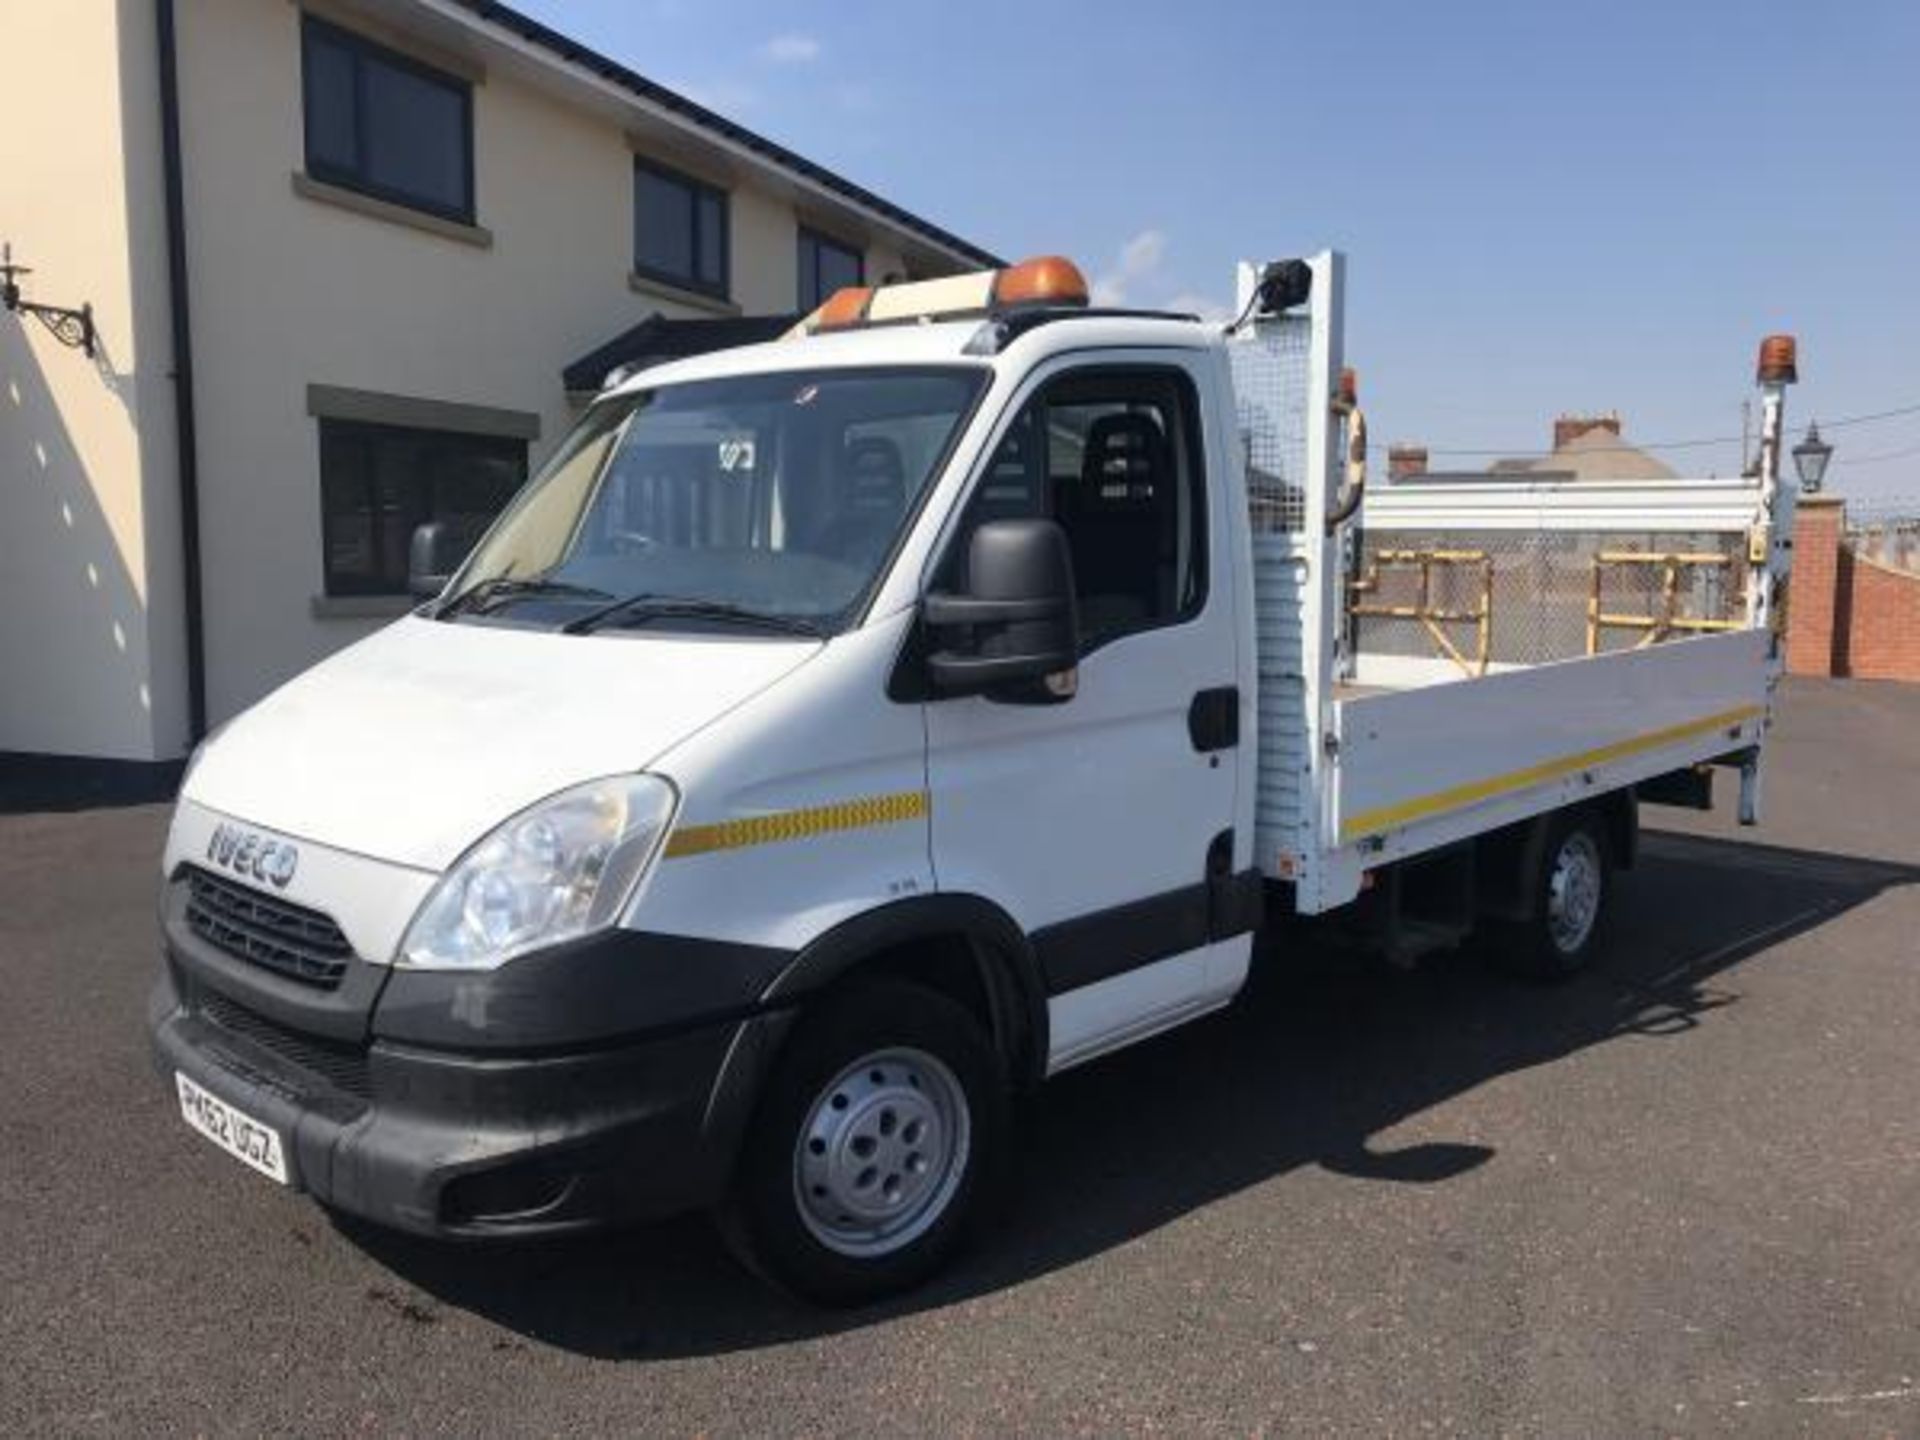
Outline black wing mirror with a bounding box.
[923,519,1079,701]
[408,522,463,600]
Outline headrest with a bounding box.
[844,435,906,510]
[1080,412,1167,505]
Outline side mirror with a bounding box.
[924,519,1079,701]
[408,522,462,599]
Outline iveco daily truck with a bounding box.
[151,252,1800,1302]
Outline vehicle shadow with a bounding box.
[342,829,1918,1358]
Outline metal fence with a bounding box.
[1349,528,1752,670]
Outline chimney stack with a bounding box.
[1553,411,1622,451]
[1387,443,1429,480]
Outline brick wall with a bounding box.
[1838,548,1920,680]
[1788,496,1920,681]
[1787,498,1844,675]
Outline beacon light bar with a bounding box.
[786,255,1090,338]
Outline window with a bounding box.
[634,160,729,297]
[948,368,1207,652]
[319,421,527,596]
[451,368,985,631]
[797,228,865,309]
[301,17,475,223]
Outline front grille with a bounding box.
[194,987,372,1099]
[181,866,353,989]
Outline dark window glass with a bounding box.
[301,16,473,222]
[303,29,357,172]
[947,368,1207,652]
[797,228,865,309]
[697,191,726,286]
[634,161,729,296]
[319,420,526,596]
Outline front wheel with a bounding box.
[722,981,1009,1306]
[1493,811,1613,979]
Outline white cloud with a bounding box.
[759,33,822,64]
[1093,229,1167,305]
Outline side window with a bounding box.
[946,367,1207,652]
[319,420,526,596]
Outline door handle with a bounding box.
[1187,686,1239,752]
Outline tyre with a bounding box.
[1493,810,1612,979]
[722,980,1009,1306]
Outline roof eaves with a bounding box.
[437,0,1005,271]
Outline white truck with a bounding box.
[150,252,1800,1303]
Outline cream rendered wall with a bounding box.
[0,0,190,761]
[174,0,822,724]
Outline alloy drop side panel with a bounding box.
[1324,628,1770,897]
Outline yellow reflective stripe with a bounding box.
[1337,704,1762,843]
[664,790,928,859]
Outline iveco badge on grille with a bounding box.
[206,823,299,889]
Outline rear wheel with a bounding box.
[1494,811,1612,979]
[722,980,1008,1306]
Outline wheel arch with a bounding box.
[761,894,1050,1088]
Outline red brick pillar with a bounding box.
[1786,496,1846,676]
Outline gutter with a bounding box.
[155,0,208,742]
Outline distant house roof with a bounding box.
[1394,427,1679,484]
[562,313,798,394]
[442,0,1004,271]
[1507,426,1677,481]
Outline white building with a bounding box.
[0,0,998,778]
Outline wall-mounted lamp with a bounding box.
[1,243,96,358]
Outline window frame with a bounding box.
[797,225,866,310]
[300,14,477,225]
[317,417,528,598]
[933,360,1211,659]
[632,156,732,300]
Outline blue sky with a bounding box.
[517,0,1920,499]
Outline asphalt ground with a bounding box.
[3,677,1918,1435]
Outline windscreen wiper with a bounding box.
[561,592,826,638]
[435,575,613,620]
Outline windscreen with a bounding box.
[450,366,985,631]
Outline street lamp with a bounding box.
[1792,421,1833,494]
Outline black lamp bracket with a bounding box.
[1,244,96,358]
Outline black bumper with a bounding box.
[148,963,788,1238]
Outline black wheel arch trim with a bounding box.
[761,893,1051,1087]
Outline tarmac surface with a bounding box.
[3,677,1918,1435]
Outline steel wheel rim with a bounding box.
[793,1047,971,1259]
[1547,830,1603,954]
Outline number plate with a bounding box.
[175,1072,288,1184]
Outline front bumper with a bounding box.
[148,962,786,1238]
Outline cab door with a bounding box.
[921,355,1252,1072]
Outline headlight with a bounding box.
[398,774,678,970]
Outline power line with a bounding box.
[1409,398,1920,461]
[1833,440,1920,469]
